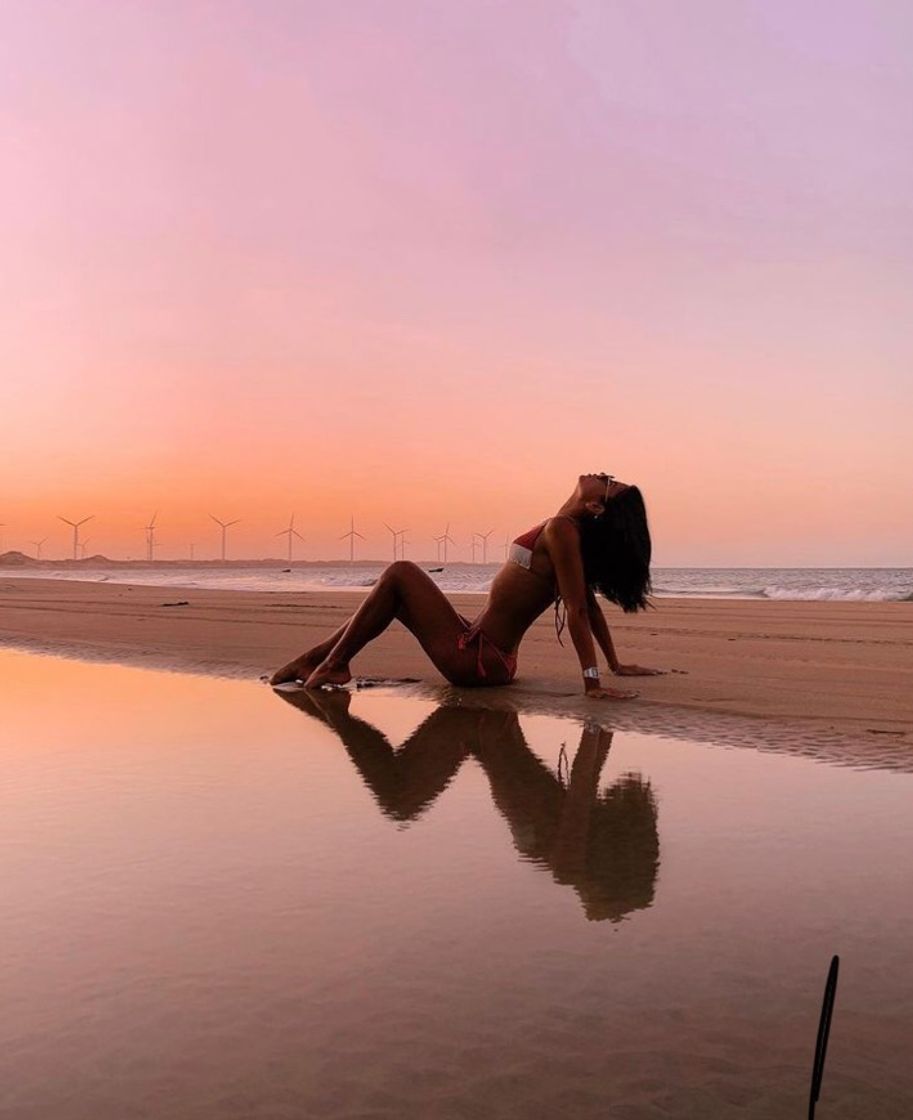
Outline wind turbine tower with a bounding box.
[79,538,91,560]
[58,515,94,561]
[384,522,408,562]
[30,538,47,561]
[340,515,365,563]
[209,515,240,561]
[277,513,305,562]
[438,523,455,564]
[144,512,158,562]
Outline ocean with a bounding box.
[3,563,911,602]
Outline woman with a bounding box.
[270,473,663,700]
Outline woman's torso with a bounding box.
[472,518,575,651]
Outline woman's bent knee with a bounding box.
[385,560,422,581]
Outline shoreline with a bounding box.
[2,563,910,604]
[1,576,910,744]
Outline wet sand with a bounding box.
[0,577,910,741]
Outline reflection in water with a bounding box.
[276,689,659,922]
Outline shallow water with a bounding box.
[1,649,911,1118]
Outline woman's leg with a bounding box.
[270,622,350,685]
[294,561,481,688]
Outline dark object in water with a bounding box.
[281,568,291,572]
[808,955,839,1119]
[161,600,190,607]
[427,567,444,573]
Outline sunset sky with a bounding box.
[3,1,910,565]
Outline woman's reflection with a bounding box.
[276,689,659,922]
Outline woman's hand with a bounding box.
[613,663,664,676]
[585,685,639,700]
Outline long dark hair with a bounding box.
[579,485,652,612]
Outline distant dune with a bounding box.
[0,551,37,567]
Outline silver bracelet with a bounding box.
[582,667,600,680]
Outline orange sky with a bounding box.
[2,2,910,565]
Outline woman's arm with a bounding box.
[585,587,620,672]
[587,586,665,677]
[542,520,637,700]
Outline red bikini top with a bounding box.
[512,522,546,549]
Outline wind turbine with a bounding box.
[503,536,510,561]
[144,512,158,562]
[438,523,455,564]
[209,514,240,561]
[276,513,305,562]
[383,522,408,562]
[340,515,365,563]
[0,523,4,552]
[30,538,47,561]
[476,529,494,564]
[79,537,92,560]
[58,515,94,560]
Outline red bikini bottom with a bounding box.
[456,615,518,683]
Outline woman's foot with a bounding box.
[304,659,353,689]
[269,650,324,686]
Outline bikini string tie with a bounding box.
[554,597,567,646]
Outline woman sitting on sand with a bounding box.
[270,473,662,700]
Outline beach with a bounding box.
[1,576,910,738]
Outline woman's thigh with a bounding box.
[388,562,489,684]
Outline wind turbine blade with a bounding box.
[58,516,76,527]
[354,532,366,540]
[226,519,241,528]
[292,531,305,541]
[209,514,222,526]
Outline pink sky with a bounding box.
[2,1,910,564]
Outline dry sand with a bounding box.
[1,577,910,745]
